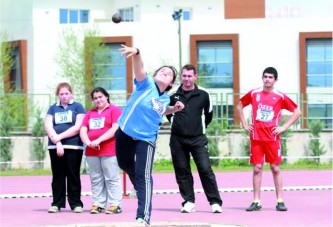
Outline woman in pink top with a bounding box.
[80,87,122,214]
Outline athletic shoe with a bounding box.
[105,205,122,214]
[181,201,195,213]
[246,202,262,211]
[90,205,104,214]
[276,202,288,211]
[48,206,60,213]
[73,206,83,213]
[129,189,137,199]
[136,217,149,226]
[211,203,222,213]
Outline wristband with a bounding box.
[135,48,140,55]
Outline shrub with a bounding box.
[206,118,226,167]
[0,107,13,170]
[31,108,46,169]
[307,120,326,164]
[280,119,293,162]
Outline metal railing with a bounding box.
[0,91,332,131]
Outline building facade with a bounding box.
[1,0,332,129]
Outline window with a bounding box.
[94,43,127,91]
[197,41,233,88]
[85,37,133,98]
[3,40,27,93]
[59,9,89,24]
[9,47,21,91]
[299,32,332,128]
[119,8,134,22]
[308,104,332,128]
[80,10,89,23]
[182,10,191,20]
[69,10,78,23]
[60,9,68,23]
[306,39,332,87]
[190,34,240,127]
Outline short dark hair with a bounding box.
[263,67,278,80]
[181,64,197,75]
[153,65,178,91]
[90,87,110,103]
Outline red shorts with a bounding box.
[250,140,282,165]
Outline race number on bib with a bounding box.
[89,117,105,129]
[256,109,274,122]
[54,111,73,124]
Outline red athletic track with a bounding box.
[0,170,332,227]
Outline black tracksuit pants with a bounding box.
[49,149,83,209]
[115,128,155,224]
[170,134,222,206]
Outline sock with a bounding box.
[277,198,284,203]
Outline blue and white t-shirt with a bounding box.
[118,76,170,142]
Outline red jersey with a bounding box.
[240,87,298,141]
[81,104,122,156]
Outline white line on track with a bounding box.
[1,185,331,199]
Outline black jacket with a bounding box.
[166,84,213,137]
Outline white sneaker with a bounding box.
[73,206,83,213]
[181,201,195,213]
[129,189,137,199]
[48,206,60,213]
[136,218,149,226]
[211,203,222,213]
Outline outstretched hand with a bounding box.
[119,44,138,58]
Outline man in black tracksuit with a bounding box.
[166,64,223,213]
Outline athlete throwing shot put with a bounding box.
[115,45,184,225]
[236,67,301,212]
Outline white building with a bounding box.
[1,0,332,129]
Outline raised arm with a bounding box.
[119,44,146,82]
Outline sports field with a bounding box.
[0,170,331,227]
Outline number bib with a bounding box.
[54,111,73,124]
[256,109,274,122]
[89,117,105,129]
[151,98,166,116]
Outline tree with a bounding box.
[55,27,110,107]
[0,33,15,169]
